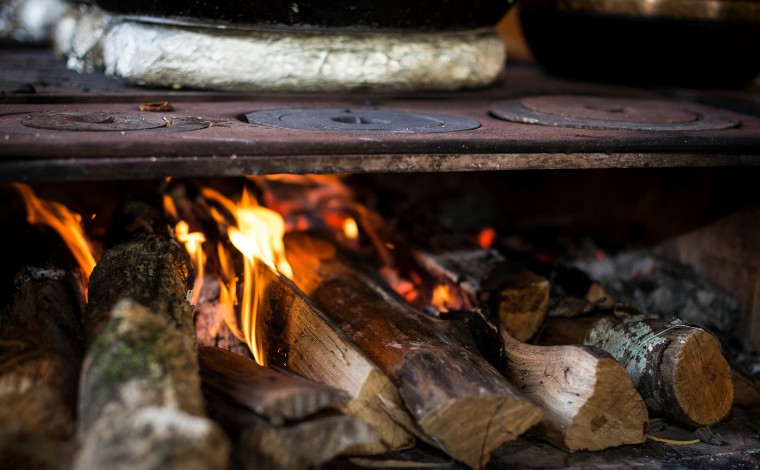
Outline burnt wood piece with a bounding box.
[253,260,417,454]
[284,233,544,469]
[0,267,83,469]
[199,346,378,470]
[584,312,734,428]
[194,275,254,361]
[76,299,230,470]
[500,328,648,451]
[415,248,549,341]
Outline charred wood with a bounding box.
[0,267,83,469]
[500,328,648,451]
[284,233,544,469]
[415,248,550,342]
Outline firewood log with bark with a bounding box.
[539,308,733,428]
[77,200,230,470]
[283,232,544,469]
[585,312,733,427]
[0,267,84,469]
[199,346,378,470]
[499,328,648,451]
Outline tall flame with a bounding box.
[12,183,97,295]
[199,186,293,366]
[175,221,206,306]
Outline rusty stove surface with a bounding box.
[1,48,760,182]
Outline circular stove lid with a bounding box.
[490,96,739,131]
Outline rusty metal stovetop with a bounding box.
[1,48,759,182]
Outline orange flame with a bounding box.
[12,183,97,296]
[206,187,293,366]
[431,284,455,312]
[343,217,359,240]
[175,221,206,306]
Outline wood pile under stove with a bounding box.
[1,172,758,470]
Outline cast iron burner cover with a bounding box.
[21,112,210,132]
[490,96,739,131]
[244,108,481,133]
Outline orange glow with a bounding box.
[343,217,359,240]
[162,194,178,220]
[12,183,96,296]
[431,284,455,312]
[477,227,497,249]
[175,221,206,306]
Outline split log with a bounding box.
[76,299,230,470]
[584,312,733,427]
[198,345,352,425]
[200,346,378,470]
[415,248,549,341]
[0,267,83,469]
[253,261,417,454]
[499,328,648,451]
[284,233,544,469]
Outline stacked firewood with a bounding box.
[1,182,752,470]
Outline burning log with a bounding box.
[0,267,83,469]
[415,248,549,341]
[253,261,418,454]
[542,309,734,428]
[199,346,378,470]
[499,329,648,451]
[284,233,544,469]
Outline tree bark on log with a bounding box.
[199,346,378,470]
[584,312,733,427]
[0,267,83,469]
[76,300,230,470]
[415,248,549,341]
[253,261,418,454]
[284,233,544,469]
[732,368,760,409]
[499,328,648,451]
[79,200,229,470]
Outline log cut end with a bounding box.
[668,329,733,426]
[419,395,543,469]
[498,273,549,342]
[564,356,648,451]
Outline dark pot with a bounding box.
[92,0,514,32]
[520,0,760,88]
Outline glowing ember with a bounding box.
[343,217,359,240]
[431,284,455,312]
[477,227,497,249]
[175,221,206,306]
[12,183,97,296]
